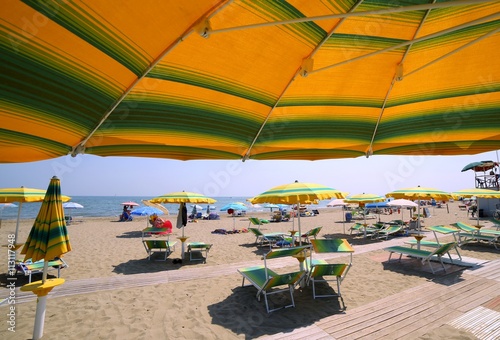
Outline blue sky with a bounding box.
[0,151,498,198]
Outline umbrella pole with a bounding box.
[298,201,302,246]
[14,202,23,251]
[33,295,47,340]
[342,206,345,234]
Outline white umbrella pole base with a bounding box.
[33,295,47,340]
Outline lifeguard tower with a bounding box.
[462,160,499,190]
[461,160,500,217]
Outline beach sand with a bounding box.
[1,202,498,339]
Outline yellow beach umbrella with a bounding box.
[451,188,500,226]
[345,193,386,228]
[20,176,71,340]
[386,186,452,233]
[250,181,346,245]
[0,187,70,249]
[0,2,499,163]
[149,191,216,259]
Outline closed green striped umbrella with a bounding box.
[20,178,71,340]
[0,2,499,163]
[250,181,346,245]
[0,187,70,249]
[21,177,72,264]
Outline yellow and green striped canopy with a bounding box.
[1,1,500,163]
[344,193,386,204]
[149,191,216,204]
[0,187,71,203]
[386,186,452,200]
[249,181,346,204]
[451,188,500,198]
[21,176,72,262]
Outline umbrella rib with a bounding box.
[209,0,490,35]
[367,3,434,157]
[242,0,364,161]
[69,1,231,157]
[310,12,500,76]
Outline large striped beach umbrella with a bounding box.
[451,188,500,226]
[345,193,386,228]
[250,181,346,245]
[149,192,216,259]
[0,187,70,250]
[0,2,499,164]
[20,176,71,340]
[386,186,452,233]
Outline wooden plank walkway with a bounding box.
[261,259,500,340]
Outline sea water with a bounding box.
[0,196,332,220]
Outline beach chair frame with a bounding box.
[237,246,309,313]
[16,258,68,283]
[306,239,354,309]
[384,242,457,274]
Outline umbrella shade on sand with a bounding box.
[386,186,452,233]
[0,187,70,250]
[451,188,500,226]
[20,176,71,340]
[250,181,346,245]
[1,2,499,164]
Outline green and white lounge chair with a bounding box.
[404,225,462,260]
[384,242,457,274]
[451,222,500,249]
[237,246,309,313]
[16,258,68,283]
[300,226,322,244]
[142,240,177,261]
[248,217,269,231]
[187,242,212,263]
[372,225,403,240]
[306,239,354,308]
[248,227,286,249]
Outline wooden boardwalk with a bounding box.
[262,258,500,340]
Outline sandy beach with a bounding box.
[1,202,499,339]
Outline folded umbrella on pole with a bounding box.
[20,176,72,340]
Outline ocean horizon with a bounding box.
[0,196,334,220]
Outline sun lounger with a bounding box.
[142,240,177,261]
[384,242,457,274]
[300,226,322,243]
[237,246,309,313]
[306,239,354,308]
[248,217,269,231]
[372,225,403,240]
[248,227,286,249]
[187,242,212,263]
[451,222,500,249]
[16,258,68,283]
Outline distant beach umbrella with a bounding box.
[451,188,500,226]
[386,186,452,234]
[121,201,139,207]
[250,181,346,246]
[149,191,215,259]
[0,187,70,250]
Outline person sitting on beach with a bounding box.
[119,205,132,222]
